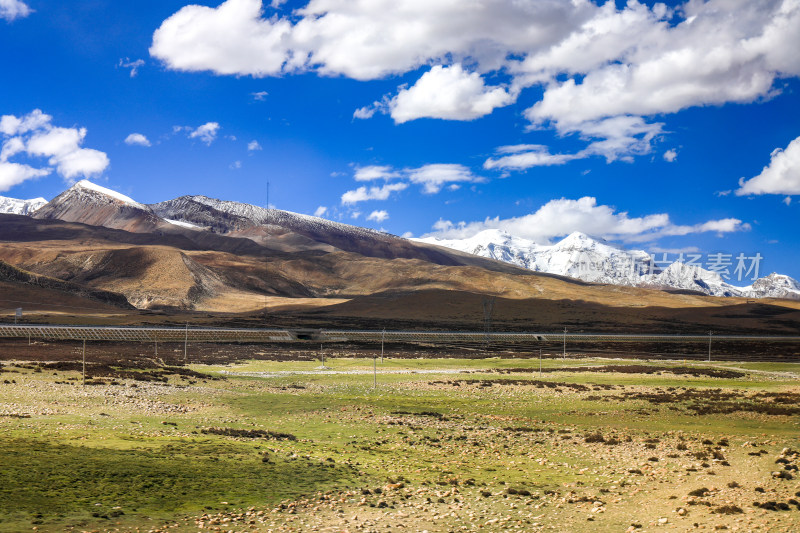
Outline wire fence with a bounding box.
[1,323,799,362]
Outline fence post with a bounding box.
[82,339,86,386]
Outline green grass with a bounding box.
[0,437,356,531]
[1,357,800,531]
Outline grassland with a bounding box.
[1,354,800,532]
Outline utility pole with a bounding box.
[708,330,713,362]
[184,322,188,363]
[82,340,86,386]
[563,327,567,360]
[539,348,542,377]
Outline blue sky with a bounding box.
[1,0,799,282]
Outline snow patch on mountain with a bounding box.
[73,180,146,209]
[0,195,47,215]
[164,218,204,230]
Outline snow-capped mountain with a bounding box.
[33,180,164,232]
[416,230,800,300]
[745,273,800,299]
[5,181,798,300]
[0,195,47,215]
[416,230,651,285]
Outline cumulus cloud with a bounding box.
[313,205,327,217]
[251,91,269,101]
[390,64,515,123]
[367,210,389,223]
[0,162,49,192]
[663,149,678,163]
[426,196,749,244]
[124,133,151,147]
[341,182,408,205]
[151,0,800,162]
[0,109,109,190]
[247,140,262,151]
[0,109,51,136]
[0,0,31,21]
[150,0,292,77]
[187,122,220,145]
[736,136,800,196]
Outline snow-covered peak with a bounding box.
[150,195,393,243]
[550,231,615,252]
[72,180,146,209]
[745,273,800,299]
[645,261,742,297]
[416,229,800,300]
[0,195,47,215]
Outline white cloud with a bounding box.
[390,64,515,123]
[0,137,25,161]
[367,210,389,223]
[348,163,485,195]
[230,160,242,169]
[426,196,748,244]
[118,58,145,77]
[247,140,262,151]
[124,133,151,147]
[663,149,678,163]
[572,116,663,163]
[150,0,800,163]
[353,165,399,181]
[251,91,269,101]
[736,136,800,196]
[484,144,575,170]
[0,0,31,21]
[0,109,51,136]
[407,164,485,194]
[313,205,327,217]
[150,0,292,77]
[188,122,220,145]
[0,162,49,193]
[341,182,408,205]
[0,111,110,185]
[353,105,377,120]
[483,116,664,171]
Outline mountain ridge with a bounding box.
[416,230,800,300]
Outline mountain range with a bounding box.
[1,180,799,334]
[416,230,800,300]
